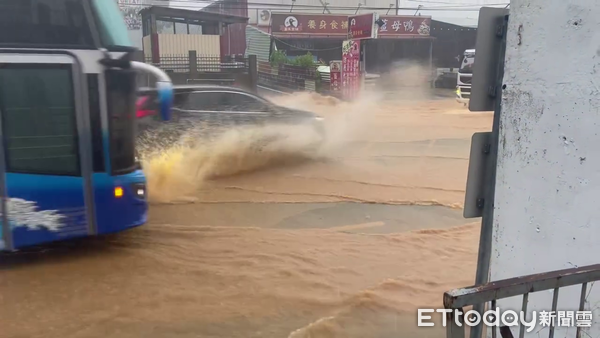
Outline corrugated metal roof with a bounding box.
[245,25,271,63]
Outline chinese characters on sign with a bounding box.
[348,13,378,40]
[307,19,343,30]
[329,61,342,92]
[307,18,346,31]
[271,14,349,35]
[272,14,431,37]
[342,40,360,100]
[377,16,431,36]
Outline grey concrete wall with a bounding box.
[491,0,600,336]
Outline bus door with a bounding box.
[0,52,95,250]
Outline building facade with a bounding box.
[117,0,213,49]
[247,0,508,27]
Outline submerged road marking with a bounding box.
[328,221,385,232]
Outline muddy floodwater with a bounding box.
[0,90,492,338]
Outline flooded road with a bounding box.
[0,91,492,338]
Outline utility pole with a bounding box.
[318,0,331,14]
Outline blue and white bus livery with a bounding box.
[0,0,172,251]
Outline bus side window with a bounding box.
[105,69,137,175]
[87,74,105,172]
[0,64,80,176]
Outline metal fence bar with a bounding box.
[257,85,290,95]
[491,299,497,338]
[143,54,249,74]
[447,307,466,338]
[499,326,514,338]
[576,283,587,338]
[519,293,528,338]
[256,61,321,93]
[444,264,600,338]
[444,263,600,309]
[548,288,559,338]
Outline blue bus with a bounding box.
[0,0,173,251]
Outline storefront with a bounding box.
[364,16,434,73]
[270,13,348,63]
[269,13,434,75]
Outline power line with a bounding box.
[133,0,509,10]
[271,36,342,51]
[162,0,508,6]
[119,1,507,11]
[405,0,508,4]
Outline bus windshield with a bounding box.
[90,0,133,50]
[0,0,94,47]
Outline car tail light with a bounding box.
[136,109,157,118]
[136,96,157,118]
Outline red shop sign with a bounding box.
[341,40,361,100]
[377,16,431,36]
[329,60,342,92]
[348,13,378,40]
[271,13,348,36]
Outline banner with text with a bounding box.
[342,40,360,100]
[377,16,431,37]
[329,60,342,92]
[271,14,348,36]
[270,13,431,38]
[348,13,379,40]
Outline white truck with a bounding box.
[456,49,475,106]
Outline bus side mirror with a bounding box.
[99,56,131,69]
[130,61,174,121]
[156,81,173,121]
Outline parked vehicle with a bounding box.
[135,85,326,149]
[456,49,475,106]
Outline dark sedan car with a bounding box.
[136,85,325,146]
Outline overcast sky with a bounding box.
[144,0,510,27]
[166,0,210,9]
[397,0,509,26]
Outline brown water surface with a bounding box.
[0,89,492,338]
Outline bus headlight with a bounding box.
[131,183,146,200]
